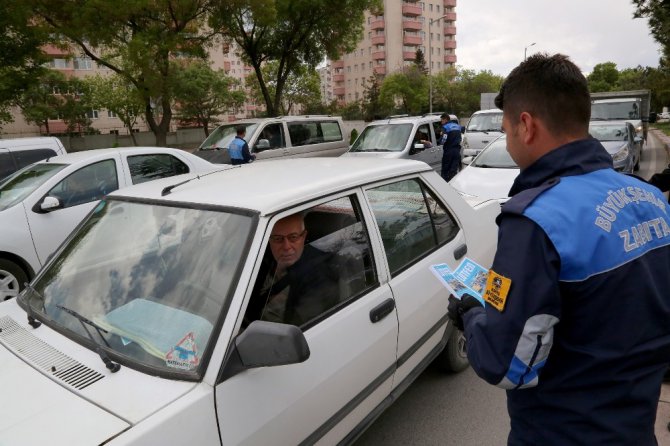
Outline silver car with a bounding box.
[588,121,642,173]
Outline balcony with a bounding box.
[373,66,386,75]
[372,51,386,60]
[401,4,422,16]
[333,87,345,96]
[371,35,385,45]
[444,25,457,35]
[370,19,385,30]
[403,51,416,61]
[332,60,344,69]
[41,44,70,57]
[402,19,423,31]
[444,54,457,64]
[333,73,344,82]
[444,12,457,21]
[403,34,423,46]
[444,0,457,6]
[444,40,457,49]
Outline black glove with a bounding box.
[447,293,483,331]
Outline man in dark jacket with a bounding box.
[249,213,339,328]
[448,53,670,445]
[439,113,462,181]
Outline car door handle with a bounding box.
[370,298,395,323]
[454,244,467,260]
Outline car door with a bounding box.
[409,123,439,170]
[252,123,290,161]
[25,157,123,265]
[215,192,398,445]
[363,176,466,389]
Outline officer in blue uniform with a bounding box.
[448,53,670,445]
[439,113,462,181]
[228,125,255,165]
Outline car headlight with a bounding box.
[612,146,629,162]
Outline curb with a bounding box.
[649,128,670,161]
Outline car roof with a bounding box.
[369,115,441,125]
[213,116,344,126]
[111,157,431,216]
[472,109,502,115]
[37,147,197,166]
[589,120,632,127]
[0,136,63,149]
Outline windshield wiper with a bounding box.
[22,283,43,328]
[56,304,121,372]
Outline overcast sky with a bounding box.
[456,0,662,76]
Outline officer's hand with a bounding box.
[447,293,483,331]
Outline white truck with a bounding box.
[590,90,651,142]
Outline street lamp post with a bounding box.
[524,42,536,61]
[429,14,449,114]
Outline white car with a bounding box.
[0,147,217,299]
[0,158,499,445]
[451,136,520,203]
[461,109,503,158]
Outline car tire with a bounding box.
[0,259,28,301]
[437,328,470,373]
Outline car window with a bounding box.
[367,178,459,276]
[12,148,59,170]
[128,154,189,185]
[288,122,317,146]
[256,123,286,151]
[320,121,343,142]
[0,163,67,211]
[415,124,433,146]
[48,159,118,208]
[589,124,628,141]
[432,120,443,142]
[349,123,413,152]
[200,123,259,150]
[472,139,517,168]
[245,195,377,330]
[0,151,17,181]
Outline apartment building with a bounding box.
[326,0,457,105]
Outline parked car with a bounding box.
[450,136,519,203]
[195,115,349,164]
[343,114,445,172]
[0,147,217,300]
[0,137,67,181]
[461,109,503,158]
[588,121,641,173]
[0,158,500,445]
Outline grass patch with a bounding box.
[651,122,670,136]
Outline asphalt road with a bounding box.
[356,131,670,446]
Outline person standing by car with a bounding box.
[228,125,255,165]
[439,113,462,181]
[649,163,670,203]
[447,53,670,445]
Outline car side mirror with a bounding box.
[411,143,425,155]
[255,139,271,152]
[462,156,474,165]
[35,196,62,213]
[219,320,310,381]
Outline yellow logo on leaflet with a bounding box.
[483,270,511,312]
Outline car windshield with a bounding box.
[0,163,67,211]
[591,101,640,120]
[200,123,259,150]
[471,139,517,168]
[466,113,503,132]
[589,124,628,141]
[349,124,413,152]
[19,199,254,379]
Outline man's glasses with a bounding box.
[269,230,306,244]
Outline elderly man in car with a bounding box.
[249,213,340,328]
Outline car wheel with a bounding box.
[0,259,28,301]
[437,328,470,373]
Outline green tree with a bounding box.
[414,48,428,74]
[58,76,94,135]
[85,74,145,145]
[173,61,245,136]
[245,62,322,115]
[211,0,381,117]
[588,62,620,92]
[0,0,49,128]
[362,74,388,121]
[28,0,214,145]
[633,0,670,64]
[380,66,428,115]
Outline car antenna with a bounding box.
[161,168,229,196]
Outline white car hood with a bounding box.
[450,166,520,202]
[0,300,198,444]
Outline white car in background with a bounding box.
[450,136,519,203]
[0,147,217,299]
[461,109,503,158]
[0,158,499,445]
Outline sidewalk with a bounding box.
[657,384,670,444]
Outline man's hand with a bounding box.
[447,294,483,331]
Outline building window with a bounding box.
[110,129,119,135]
[73,57,92,70]
[86,109,99,119]
[429,3,433,11]
[108,110,117,118]
[50,58,69,69]
[437,5,440,12]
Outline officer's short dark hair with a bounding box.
[440,113,449,120]
[494,53,590,136]
[236,125,246,135]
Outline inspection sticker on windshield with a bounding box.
[166,332,200,370]
[483,270,511,312]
